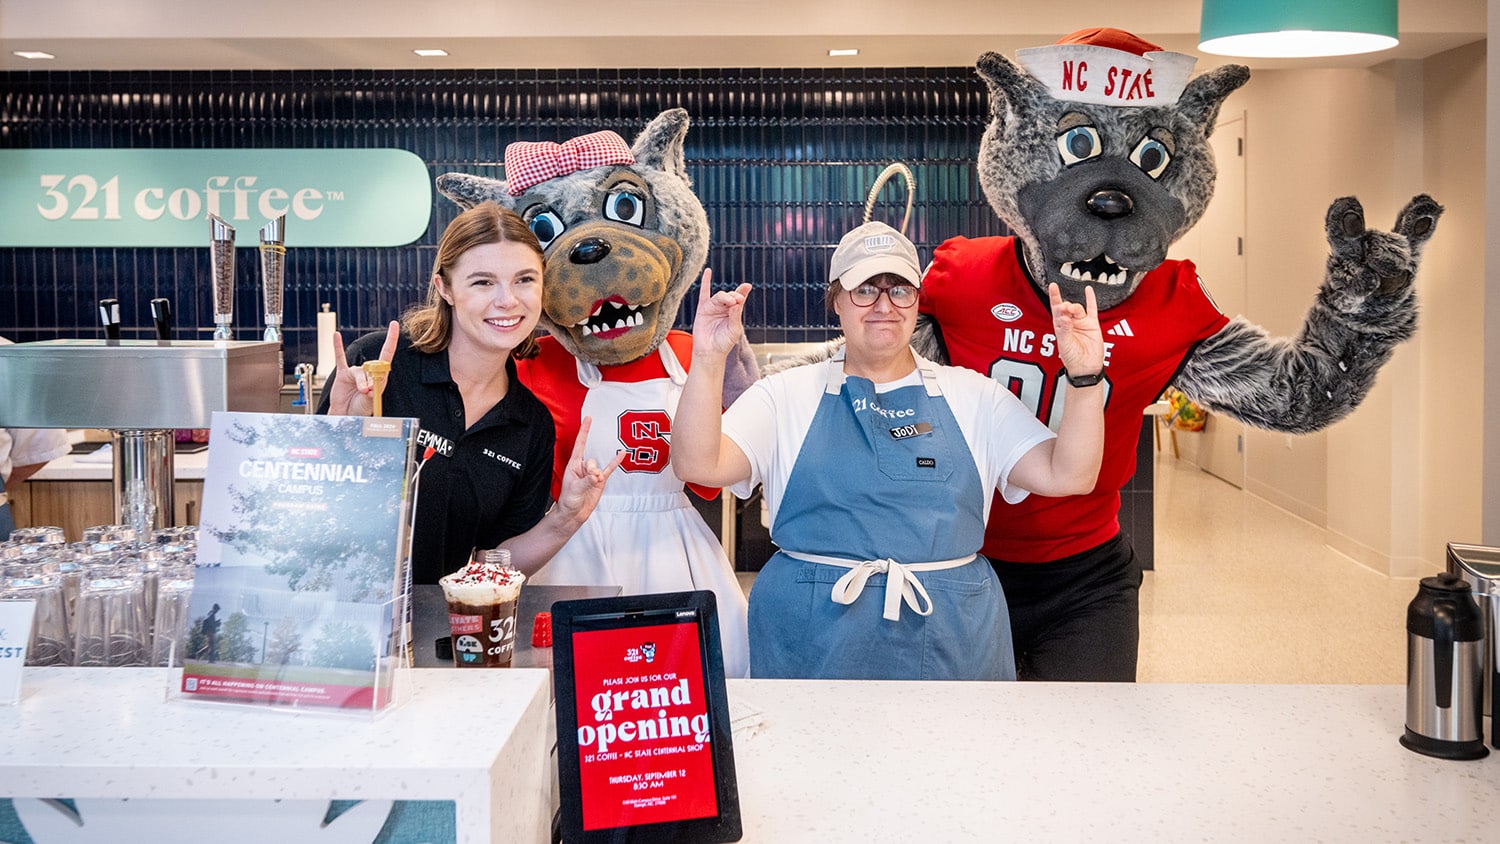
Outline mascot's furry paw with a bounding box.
[1181,192,1443,432]
[761,338,845,376]
[723,335,761,406]
[1320,194,1442,314]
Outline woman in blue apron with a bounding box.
[673,221,1104,680]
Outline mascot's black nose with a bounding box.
[1086,189,1135,220]
[571,237,612,265]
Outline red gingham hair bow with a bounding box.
[504,131,636,196]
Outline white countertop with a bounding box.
[2,667,552,842]
[724,680,1500,842]
[8,671,1496,841]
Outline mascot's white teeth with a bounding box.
[1060,257,1130,286]
[577,300,647,336]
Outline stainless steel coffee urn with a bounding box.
[1400,571,1489,759]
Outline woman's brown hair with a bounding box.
[404,201,546,357]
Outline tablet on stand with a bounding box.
[551,590,742,843]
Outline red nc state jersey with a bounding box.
[921,236,1229,562]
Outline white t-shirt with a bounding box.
[0,338,71,490]
[721,354,1056,529]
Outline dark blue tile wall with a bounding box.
[0,67,1008,371]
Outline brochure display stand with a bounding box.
[168,411,416,717]
[2,413,554,842]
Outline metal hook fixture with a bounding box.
[863,162,916,235]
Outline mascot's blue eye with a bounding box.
[1056,126,1103,166]
[1130,137,1171,179]
[604,190,646,226]
[527,211,566,250]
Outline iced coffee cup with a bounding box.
[438,549,525,667]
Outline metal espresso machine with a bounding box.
[0,214,287,534]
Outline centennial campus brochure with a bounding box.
[180,411,416,711]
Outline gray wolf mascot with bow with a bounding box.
[437,109,755,676]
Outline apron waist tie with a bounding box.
[587,491,693,514]
[782,550,976,622]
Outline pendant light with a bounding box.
[1199,0,1399,58]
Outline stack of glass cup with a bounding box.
[0,523,200,668]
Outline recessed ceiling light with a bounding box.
[828,49,859,57]
[413,49,449,57]
[13,51,56,60]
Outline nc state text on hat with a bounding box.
[1062,62,1156,102]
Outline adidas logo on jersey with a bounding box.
[1106,319,1135,338]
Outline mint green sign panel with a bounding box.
[0,149,433,247]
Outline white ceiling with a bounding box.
[0,0,1486,72]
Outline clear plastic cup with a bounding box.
[81,524,139,545]
[73,571,150,667]
[1,569,72,666]
[151,563,197,667]
[10,526,66,546]
[439,550,524,668]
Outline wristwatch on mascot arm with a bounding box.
[1065,368,1104,388]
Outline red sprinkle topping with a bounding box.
[448,560,522,586]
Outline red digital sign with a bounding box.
[571,621,720,830]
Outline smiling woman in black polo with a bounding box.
[321,202,620,584]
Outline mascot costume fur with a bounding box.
[437,109,755,676]
[915,29,1442,681]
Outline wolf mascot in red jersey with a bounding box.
[915,29,1442,680]
[437,110,755,676]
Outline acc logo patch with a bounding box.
[990,303,1023,322]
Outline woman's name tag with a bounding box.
[889,421,933,440]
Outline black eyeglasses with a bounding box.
[848,282,919,309]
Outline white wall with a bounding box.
[1485,0,1500,546]
[1227,44,1487,575]
[1420,41,1487,567]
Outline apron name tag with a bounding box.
[915,457,937,468]
[889,421,933,440]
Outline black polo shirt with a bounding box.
[319,330,555,584]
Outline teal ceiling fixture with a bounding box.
[1199,0,1399,58]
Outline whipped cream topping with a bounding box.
[439,557,524,604]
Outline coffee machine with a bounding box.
[1447,542,1500,748]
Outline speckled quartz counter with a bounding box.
[8,674,1497,842]
[1,667,551,843]
[724,680,1500,842]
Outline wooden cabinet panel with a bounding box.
[18,479,203,543]
[174,480,203,527]
[23,481,115,543]
[8,483,32,529]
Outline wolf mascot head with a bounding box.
[924,27,1440,432]
[972,28,1249,310]
[436,109,709,368]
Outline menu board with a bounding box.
[179,411,416,711]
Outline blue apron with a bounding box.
[747,355,1016,680]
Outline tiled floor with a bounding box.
[734,450,1426,684]
[1139,452,1418,684]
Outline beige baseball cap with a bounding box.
[829,221,922,290]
